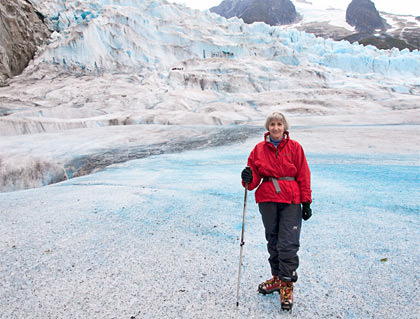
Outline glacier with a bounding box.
[0,0,418,192]
[0,1,419,317]
[0,142,419,318]
[26,0,420,76]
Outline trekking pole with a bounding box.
[236,184,248,307]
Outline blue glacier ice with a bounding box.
[29,0,420,77]
[0,140,418,318]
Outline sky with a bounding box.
[171,0,420,16]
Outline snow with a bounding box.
[382,12,420,34]
[1,0,420,317]
[292,1,355,31]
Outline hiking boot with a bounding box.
[258,276,281,295]
[279,280,294,311]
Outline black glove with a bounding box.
[302,202,312,221]
[241,167,253,184]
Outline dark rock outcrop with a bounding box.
[342,32,419,50]
[210,0,248,20]
[346,0,388,33]
[0,0,50,85]
[210,0,297,26]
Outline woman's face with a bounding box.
[268,120,284,140]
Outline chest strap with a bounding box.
[263,177,296,193]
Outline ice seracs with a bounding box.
[0,0,419,192]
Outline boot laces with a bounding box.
[280,282,293,301]
[263,276,280,289]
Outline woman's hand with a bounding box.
[302,202,312,220]
[241,167,253,184]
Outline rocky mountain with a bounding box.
[210,0,297,25]
[0,0,50,85]
[343,0,420,50]
[346,0,387,33]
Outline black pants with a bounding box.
[258,202,302,282]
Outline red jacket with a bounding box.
[244,132,312,204]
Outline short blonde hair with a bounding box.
[264,111,290,131]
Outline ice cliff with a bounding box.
[21,0,420,76]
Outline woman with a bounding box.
[241,111,312,311]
